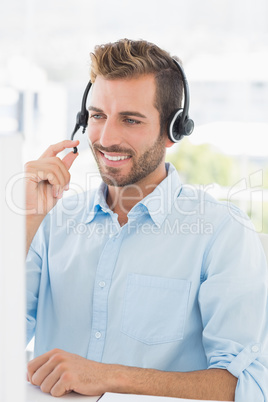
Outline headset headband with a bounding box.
[71,58,194,152]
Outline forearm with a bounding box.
[27,349,238,399]
[24,140,79,256]
[26,215,45,255]
[110,366,237,401]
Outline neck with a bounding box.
[106,163,167,225]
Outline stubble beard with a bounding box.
[90,133,166,188]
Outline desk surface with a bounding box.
[26,383,100,401]
[26,383,229,402]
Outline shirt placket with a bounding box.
[86,219,124,362]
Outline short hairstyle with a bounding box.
[89,38,183,135]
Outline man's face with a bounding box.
[87,74,171,188]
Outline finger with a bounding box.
[25,158,71,199]
[47,158,71,197]
[31,360,57,388]
[44,157,72,197]
[50,373,73,397]
[53,151,79,197]
[50,371,73,397]
[27,353,51,382]
[33,163,67,199]
[40,140,79,159]
[62,150,79,171]
[32,357,72,397]
[39,368,62,395]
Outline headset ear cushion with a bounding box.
[168,109,194,143]
[76,110,89,134]
[183,117,194,137]
[76,111,82,126]
[168,109,183,143]
[79,110,89,128]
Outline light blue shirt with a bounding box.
[26,163,268,401]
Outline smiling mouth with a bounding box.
[99,150,131,162]
[103,153,130,161]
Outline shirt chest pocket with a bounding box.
[121,274,191,345]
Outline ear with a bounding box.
[165,137,175,148]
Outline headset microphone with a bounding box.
[168,59,194,142]
[70,59,194,152]
[71,81,92,153]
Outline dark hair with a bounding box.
[90,38,183,135]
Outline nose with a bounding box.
[99,118,122,148]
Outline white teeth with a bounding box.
[103,153,129,161]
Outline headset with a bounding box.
[71,59,194,153]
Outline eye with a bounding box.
[90,113,105,120]
[124,118,141,125]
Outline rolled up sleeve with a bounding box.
[25,215,49,345]
[199,205,268,401]
[228,344,267,401]
[26,244,42,344]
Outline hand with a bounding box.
[27,349,114,397]
[24,140,79,216]
[27,348,237,400]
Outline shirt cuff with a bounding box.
[227,342,261,377]
[208,343,267,401]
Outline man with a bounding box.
[25,39,268,400]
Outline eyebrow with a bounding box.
[88,106,147,119]
[88,106,103,113]
[119,111,147,119]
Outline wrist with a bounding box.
[26,214,46,231]
[106,365,157,395]
[26,214,46,255]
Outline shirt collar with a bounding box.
[84,181,109,224]
[84,163,182,227]
[135,163,182,227]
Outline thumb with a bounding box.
[62,151,79,171]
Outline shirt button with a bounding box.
[95,331,102,339]
[99,281,106,288]
[251,345,259,353]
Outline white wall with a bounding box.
[0,133,26,402]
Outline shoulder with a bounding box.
[177,184,250,224]
[49,188,97,222]
[34,188,97,240]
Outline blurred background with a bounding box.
[1,0,268,232]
